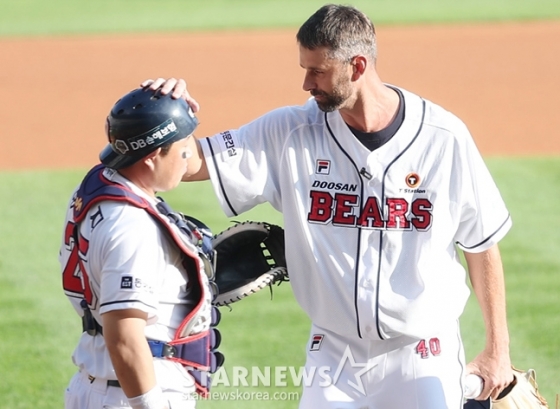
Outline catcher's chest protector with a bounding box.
[73,164,223,397]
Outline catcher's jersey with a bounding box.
[200,86,511,340]
[58,167,209,380]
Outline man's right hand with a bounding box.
[141,77,200,113]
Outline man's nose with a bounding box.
[302,73,314,92]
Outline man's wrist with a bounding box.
[128,385,167,409]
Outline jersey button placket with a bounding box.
[356,282,378,338]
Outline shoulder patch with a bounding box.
[120,276,134,289]
[217,130,238,158]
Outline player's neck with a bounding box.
[117,168,157,198]
[340,83,400,133]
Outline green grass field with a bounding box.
[1,0,560,37]
[0,1,559,408]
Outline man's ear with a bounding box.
[143,148,162,170]
[351,55,367,81]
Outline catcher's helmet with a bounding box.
[99,87,198,170]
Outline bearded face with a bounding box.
[311,71,353,112]
[299,46,354,113]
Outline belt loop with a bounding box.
[85,373,121,388]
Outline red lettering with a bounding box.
[308,191,334,223]
[357,197,384,228]
[61,221,94,305]
[332,194,358,226]
[429,337,441,356]
[62,222,82,295]
[308,191,433,231]
[416,339,429,359]
[386,198,410,229]
[411,198,433,230]
[416,338,441,359]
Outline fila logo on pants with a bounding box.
[310,335,324,351]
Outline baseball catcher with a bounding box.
[211,221,288,306]
[464,367,549,409]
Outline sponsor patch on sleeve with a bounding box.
[217,130,238,158]
[120,276,134,289]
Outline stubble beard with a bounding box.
[312,75,352,113]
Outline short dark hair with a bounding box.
[158,141,173,156]
[296,4,377,62]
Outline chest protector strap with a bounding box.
[74,164,223,396]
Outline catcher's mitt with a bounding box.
[464,367,549,409]
[212,221,288,307]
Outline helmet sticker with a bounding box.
[114,140,129,154]
[112,118,178,155]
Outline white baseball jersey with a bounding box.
[200,86,511,341]
[59,167,210,387]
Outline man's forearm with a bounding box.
[465,244,510,350]
[103,310,158,399]
[464,244,513,398]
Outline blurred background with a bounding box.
[0,1,558,407]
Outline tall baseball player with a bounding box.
[143,4,513,408]
[58,88,222,409]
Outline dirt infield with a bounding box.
[1,21,559,170]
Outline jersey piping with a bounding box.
[349,87,405,151]
[205,140,238,216]
[374,99,426,339]
[325,99,427,340]
[324,111,367,338]
[100,299,156,309]
[457,213,511,250]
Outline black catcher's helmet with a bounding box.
[99,87,198,170]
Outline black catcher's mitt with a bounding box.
[212,221,288,306]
